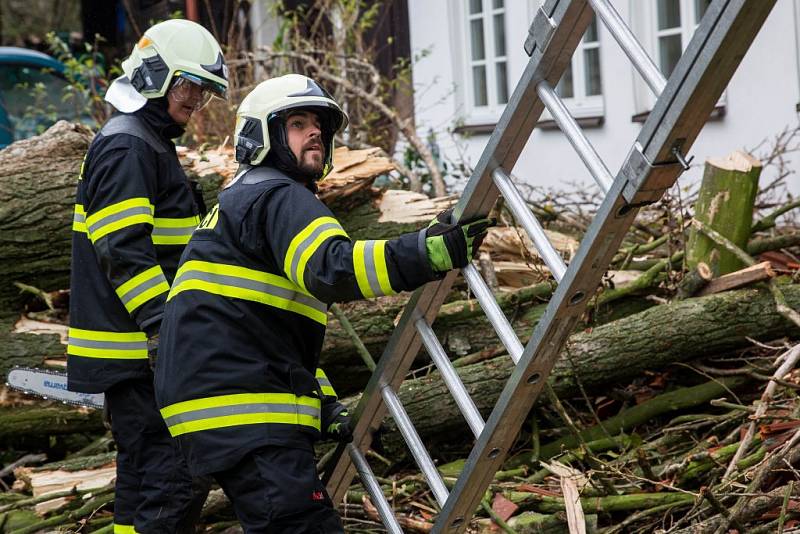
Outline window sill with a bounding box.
[453,115,605,136]
[632,104,726,124]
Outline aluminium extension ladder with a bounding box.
[324,1,776,532]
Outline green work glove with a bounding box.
[425,209,494,272]
[326,410,353,443]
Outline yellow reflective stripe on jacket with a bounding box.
[284,216,348,290]
[85,198,154,243]
[353,240,395,298]
[72,204,87,234]
[113,524,137,534]
[160,392,322,437]
[315,368,337,399]
[169,260,328,325]
[66,328,147,359]
[115,265,170,313]
[152,215,200,245]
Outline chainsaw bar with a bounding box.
[6,367,105,409]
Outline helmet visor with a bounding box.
[170,71,227,111]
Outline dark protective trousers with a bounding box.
[213,446,344,534]
[106,376,210,533]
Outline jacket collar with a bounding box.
[133,98,185,141]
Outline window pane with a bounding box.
[473,66,488,106]
[470,19,485,61]
[469,0,482,15]
[658,34,682,76]
[584,15,598,43]
[584,48,602,96]
[657,0,681,30]
[556,64,574,99]
[496,62,508,104]
[493,13,506,56]
[695,0,711,21]
[493,0,503,8]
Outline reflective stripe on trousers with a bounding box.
[160,392,322,437]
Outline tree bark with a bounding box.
[687,151,762,275]
[0,405,104,440]
[0,121,91,312]
[365,285,800,458]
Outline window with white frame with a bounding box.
[555,14,603,118]
[633,0,719,115]
[654,0,712,77]
[465,0,508,115]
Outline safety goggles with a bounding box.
[169,71,227,111]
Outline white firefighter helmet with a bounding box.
[112,19,228,110]
[233,74,348,177]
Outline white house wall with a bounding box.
[408,0,800,196]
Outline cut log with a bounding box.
[675,262,713,300]
[687,151,762,275]
[697,261,776,296]
[360,285,800,458]
[0,404,104,441]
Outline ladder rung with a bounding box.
[536,80,613,193]
[461,264,524,363]
[381,385,450,507]
[491,168,567,282]
[415,316,485,438]
[588,0,666,96]
[348,443,404,534]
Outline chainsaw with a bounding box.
[5,367,105,409]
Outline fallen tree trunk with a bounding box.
[364,285,800,458]
[0,405,104,440]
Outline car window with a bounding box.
[0,64,87,141]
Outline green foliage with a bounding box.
[44,32,119,129]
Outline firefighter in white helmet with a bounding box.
[67,19,227,533]
[154,74,493,532]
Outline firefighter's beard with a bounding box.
[297,147,325,176]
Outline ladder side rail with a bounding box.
[324,272,458,503]
[633,0,776,196]
[324,0,596,504]
[433,1,777,531]
[415,317,486,438]
[586,0,666,96]
[348,444,405,534]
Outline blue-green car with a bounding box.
[0,47,90,147]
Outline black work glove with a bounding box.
[326,410,353,443]
[147,334,159,370]
[425,208,495,272]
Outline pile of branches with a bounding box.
[1,123,800,533]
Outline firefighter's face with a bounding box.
[286,111,324,175]
[166,79,206,125]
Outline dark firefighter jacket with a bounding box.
[154,164,437,476]
[68,101,205,393]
